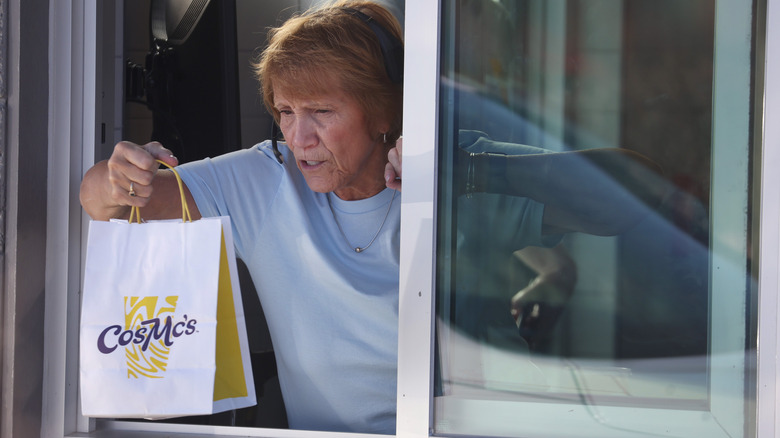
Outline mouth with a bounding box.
[299,159,324,169]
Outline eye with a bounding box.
[278,109,293,116]
[315,108,332,114]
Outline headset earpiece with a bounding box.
[271,120,284,164]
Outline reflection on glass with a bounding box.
[434,0,757,436]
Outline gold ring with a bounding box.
[129,182,136,197]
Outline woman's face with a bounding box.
[274,86,389,201]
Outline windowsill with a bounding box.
[69,420,392,438]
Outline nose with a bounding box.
[283,115,317,151]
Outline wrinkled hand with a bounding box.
[107,141,178,207]
[385,138,402,191]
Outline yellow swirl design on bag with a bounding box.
[124,296,178,379]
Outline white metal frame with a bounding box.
[757,0,780,435]
[45,0,95,436]
[39,0,780,437]
[395,0,441,437]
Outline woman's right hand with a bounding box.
[80,141,182,221]
[106,141,179,208]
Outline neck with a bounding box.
[333,159,389,201]
[333,180,387,201]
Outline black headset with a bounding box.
[271,7,404,163]
[343,8,404,85]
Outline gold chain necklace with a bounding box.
[327,190,397,253]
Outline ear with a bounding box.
[376,120,392,139]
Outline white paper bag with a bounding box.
[80,211,256,419]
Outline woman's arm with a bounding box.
[79,141,201,221]
[469,148,667,236]
[387,136,666,236]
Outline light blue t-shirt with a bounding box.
[178,142,400,434]
[176,137,552,434]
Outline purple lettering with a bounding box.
[97,325,122,354]
[97,314,198,355]
[172,321,185,337]
[118,329,134,346]
[185,319,197,334]
[141,316,174,351]
[133,327,147,344]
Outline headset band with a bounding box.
[342,8,404,84]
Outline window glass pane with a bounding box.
[434,0,758,436]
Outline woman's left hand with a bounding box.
[385,138,402,191]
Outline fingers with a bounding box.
[385,137,402,191]
[145,142,179,168]
[107,141,177,206]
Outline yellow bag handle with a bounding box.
[128,160,192,223]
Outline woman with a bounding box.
[81,1,406,434]
[80,0,663,434]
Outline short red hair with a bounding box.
[253,0,403,143]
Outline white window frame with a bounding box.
[757,0,780,436]
[40,0,780,437]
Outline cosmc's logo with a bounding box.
[96,296,198,378]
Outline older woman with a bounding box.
[80,0,663,434]
[82,1,404,434]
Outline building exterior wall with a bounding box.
[1,0,49,437]
[0,1,779,437]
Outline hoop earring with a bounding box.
[383,133,387,143]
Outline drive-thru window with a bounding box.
[25,0,780,437]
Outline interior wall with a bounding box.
[121,0,312,156]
